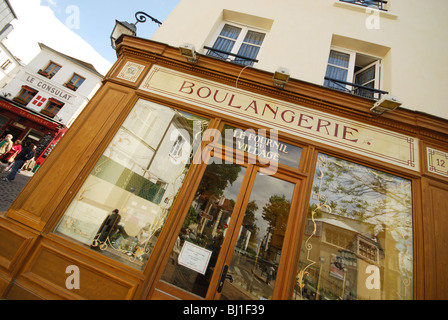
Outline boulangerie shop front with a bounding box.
[0,37,447,300]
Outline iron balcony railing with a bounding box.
[324,76,388,100]
[339,0,388,11]
[204,46,259,66]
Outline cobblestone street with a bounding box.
[0,163,34,212]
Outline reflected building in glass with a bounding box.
[0,0,447,301]
[55,100,209,269]
[295,154,413,300]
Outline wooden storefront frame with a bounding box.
[0,36,446,299]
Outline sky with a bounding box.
[3,0,180,75]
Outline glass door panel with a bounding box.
[161,158,249,298]
[219,171,295,300]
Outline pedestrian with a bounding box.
[0,140,22,173]
[1,141,35,182]
[22,145,37,171]
[0,134,13,157]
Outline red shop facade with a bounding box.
[0,97,67,168]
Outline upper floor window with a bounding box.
[65,73,85,91]
[339,0,388,11]
[323,48,385,99]
[38,61,62,79]
[13,85,37,106]
[1,59,12,70]
[205,23,266,67]
[40,98,64,118]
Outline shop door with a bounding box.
[156,154,299,300]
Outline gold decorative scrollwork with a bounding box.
[296,155,332,298]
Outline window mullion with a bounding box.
[346,51,356,84]
[230,26,248,58]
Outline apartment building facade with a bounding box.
[0,43,103,166]
[0,0,447,300]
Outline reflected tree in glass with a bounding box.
[161,160,245,298]
[296,154,413,300]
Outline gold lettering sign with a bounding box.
[140,66,419,171]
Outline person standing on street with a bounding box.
[0,134,13,157]
[0,140,22,173]
[1,141,35,182]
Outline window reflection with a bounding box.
[161,160,246,297]
[221,173,295,300]
[295,154,413,300]
[55,99,209,270]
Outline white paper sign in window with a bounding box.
[178,241,213,275]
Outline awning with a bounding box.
[0,98,64,131]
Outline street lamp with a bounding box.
[110,11,162,49]
[110,20,136,49]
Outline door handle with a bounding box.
[217,265,229,293]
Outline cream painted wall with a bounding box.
[152,0,448,120]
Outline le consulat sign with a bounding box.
[24,72,75,104]
[138,65,419,171]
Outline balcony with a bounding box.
[324,76,388,100]
[38,69,56,79]
[339,0,388,11]
[64,82,78,91]
[204,46,258,67]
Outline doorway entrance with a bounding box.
[153,144,303,300]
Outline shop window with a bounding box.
[339,0,388,11]
[65,73,86,91]
[38,61,62,79]
[54,99,209,270]
[40,98,64,118]
[294,154,413,300]
[13,85,38,106]
[324,48,384,99]
[205,23,266,67]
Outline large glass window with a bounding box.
[55,99,209,270]
[294,154,413,300]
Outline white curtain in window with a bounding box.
[209,24,242,59]
[235,31,265,66]
[324,50,350,89]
